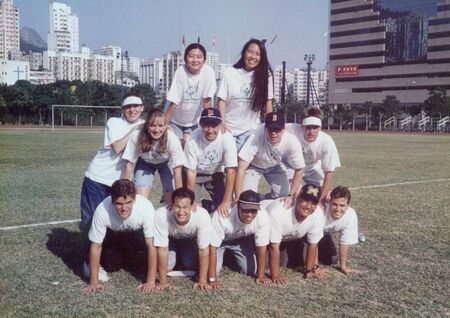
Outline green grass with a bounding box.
[1,128,449,317]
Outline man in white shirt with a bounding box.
[286,107,341,202]
[319,186,360,275]
[184,108,237,215]
[154,188,211,291]
[208,190,271,288]
[80,95,144,272]
[82,179,157,293]
[236,111,305,204]
[266,184,326,284]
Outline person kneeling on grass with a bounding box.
[319,186,360,275]
[266,184,326,284]
[208,190,271,288]
[154,188,211,291]
[82,179,157,293]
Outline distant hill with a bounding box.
[20,27,47,53]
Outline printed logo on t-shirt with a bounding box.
[282,230,299,241]
[205,149,219,164]
[240,83,251,98]
[302,145,313,162]
[185,81,200,99]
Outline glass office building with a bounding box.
[328,0,450,106]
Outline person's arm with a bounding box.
[338,244,360,275]
[202,97,212,108]
[173,165,183,190]
[111,125,141,154]
[304,243,326,280]
[207,245,223,289]
[320,171,334,202]
[280,168,304,208]
[155,247,172,291]
[265,99,273,114]
[193,247,211,290]
[186,168,197,194]
[217,167,236,217]
[164,102,177,125]
[121,160,135,180]
[235,158,250,201]
[268,243,288,284]
[138,237,157,292]
[255,245,271,285]
[82,242,104,293]
[217,98,229,133]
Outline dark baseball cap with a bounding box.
[265,111,285,130]
[200,108,222,125]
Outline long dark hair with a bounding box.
[234,39,273,113]
[138,109,168,154]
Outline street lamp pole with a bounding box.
[304,54,315,107]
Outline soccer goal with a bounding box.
[51,105,121,132]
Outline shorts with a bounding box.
[169,122,198,139]
[134,157,174,192]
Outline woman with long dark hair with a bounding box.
[217,38,274,150]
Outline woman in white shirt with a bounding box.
[217,38,274,150]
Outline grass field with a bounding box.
[1,127,449,317]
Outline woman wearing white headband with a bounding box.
[286,107,341,202]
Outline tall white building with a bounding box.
[291,68,328,107]
[92,46,121,75]
[0,0,19,60]
[206,51,219,78]
[141,58,163,95]
[161,50,184,95]
[48,1,79,53]
[127,56,142,81]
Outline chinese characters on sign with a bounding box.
[336,65,359,76]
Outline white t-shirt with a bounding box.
[238,125,305,170]
[88,195,155,243]
[166,64,217,127]
[184,128,237,175]
[217,67,274,136]
[85,117,144,186]
[322,204,358,245]
[122,128,185,168]
[286,124,341,183]
[153,205,211,249]
[266,200,324,244]
[210,205,270,247]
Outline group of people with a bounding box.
[79,39,360,293]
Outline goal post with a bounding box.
[51,105,121,132]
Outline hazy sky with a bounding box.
[16,0,330,70]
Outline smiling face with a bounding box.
[295,199,317,221]
[185,48,205,75]
[330,197,349,220]
[265,127,284,144]
[172,197,193,226]
[237,206,258,224]
[147,115,167,140]
[113,195,135,219]
[122,104,144,123]
[201,120,221,141]
[302,124,321,142]
[244,43,261,71]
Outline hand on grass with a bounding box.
[155,282,172,292]
[305,267,327,280]
[209,280,224,290]
[82,283,104,293]
[255,277,272,285]
[193,282,212,290]
[339,267,361,275]
[271,276,288,285]
[138,281,156,293]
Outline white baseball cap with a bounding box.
[121,96,143,108]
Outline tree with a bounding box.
[423,87,450,118]
[130,84,158,111]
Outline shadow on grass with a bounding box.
[46,228,85,280]
[46,228,147,283]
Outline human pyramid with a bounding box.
[80,39,360,293]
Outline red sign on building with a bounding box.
[336,65,359,76]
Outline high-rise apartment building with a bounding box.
[206,51,219,78]
[290,68,328,106]
[141,58,163,95]
[161,51,184,95]
[329,0,450,107]
[48,1,79,53]
[0,0,19,60]
[92,46,121,76]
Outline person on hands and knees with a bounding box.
[266,184,326,284]
[319,186,360,275]
[184,108,237,215]
[82,179,157,293]
[235,111,304,207]
[154,188,211,291]
[208,190,271,288]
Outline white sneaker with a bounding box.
[83,261,109,282]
